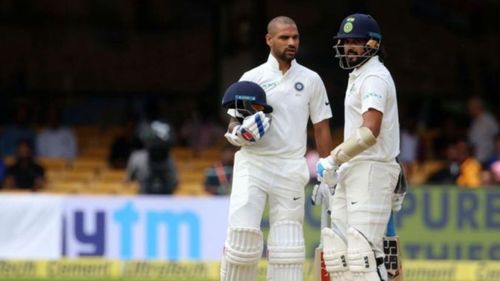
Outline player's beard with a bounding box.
[346,50,361,65]
[276,47,297,63]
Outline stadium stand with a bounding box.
[25,125,219,195]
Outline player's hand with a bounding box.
[316,157,339,186]
[224,126,253,147]
[392,192,406,212]
[238,111,271,142]
[311,182,334,208]
[224,112,270,146]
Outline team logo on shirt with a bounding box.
[348,84,356,96]
[363,92,382,99]
[261,81,278,91]
[294,82,304,91]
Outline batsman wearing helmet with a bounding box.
[220,16,334,281]
[316,13,405,281]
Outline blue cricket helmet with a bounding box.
[222,81,273,117]
[333,13,382,70]
[334,13,382,41]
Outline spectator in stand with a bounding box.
[467,96,499,166]
[427,140,482,187]
[0,104,35,158]
[180,110,225,155]
[433,117,462,160]
[204,145,236,195]
[427,142,460,185]
[109,117,144,169]
[479,135,500,185]
[490,161,500,185]
[455,140,482,188]
[3,139,45,191]
[36,107,77,160]
[484,134,500,169]
[399,117,419,179]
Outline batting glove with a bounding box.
[392,162,408,212]
[316,157,340,187]
[224,112,271,147]
[311,182,334,208]
[224,126,251,147]
[239,111,270,142]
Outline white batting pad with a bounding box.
[322,227,351,281]
[220,227,263,281]
[347,227,381,281]
[267,220,305,281]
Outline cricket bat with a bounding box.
[384,212,403,281]
[313,204,331,281]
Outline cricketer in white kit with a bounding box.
[316,13,405,281]
[220,16,333,281]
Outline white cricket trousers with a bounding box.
[330,160,400,258]
[228,149,310,228]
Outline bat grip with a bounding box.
[318,204,329,247]
[320,204,328,229]
[386,212,396,237]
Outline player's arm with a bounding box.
[361,108,382,138]
[329,125,377,165]
[325,108,382,164]
[313,119,333,157]
[317,79,386,184]
[307,73,333,157]
[330,75,387,164]
[317,113,380,186]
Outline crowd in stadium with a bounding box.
[0,93,498,194]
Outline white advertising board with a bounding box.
[63,196,229,260]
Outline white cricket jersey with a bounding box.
[237,54,332,159]
[344,56,400,162]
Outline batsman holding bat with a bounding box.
[219,16,334,281]
[316,13,406,281]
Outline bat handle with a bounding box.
[386,211,396,237]
[318,204,329,247]
[320,204,328,229]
